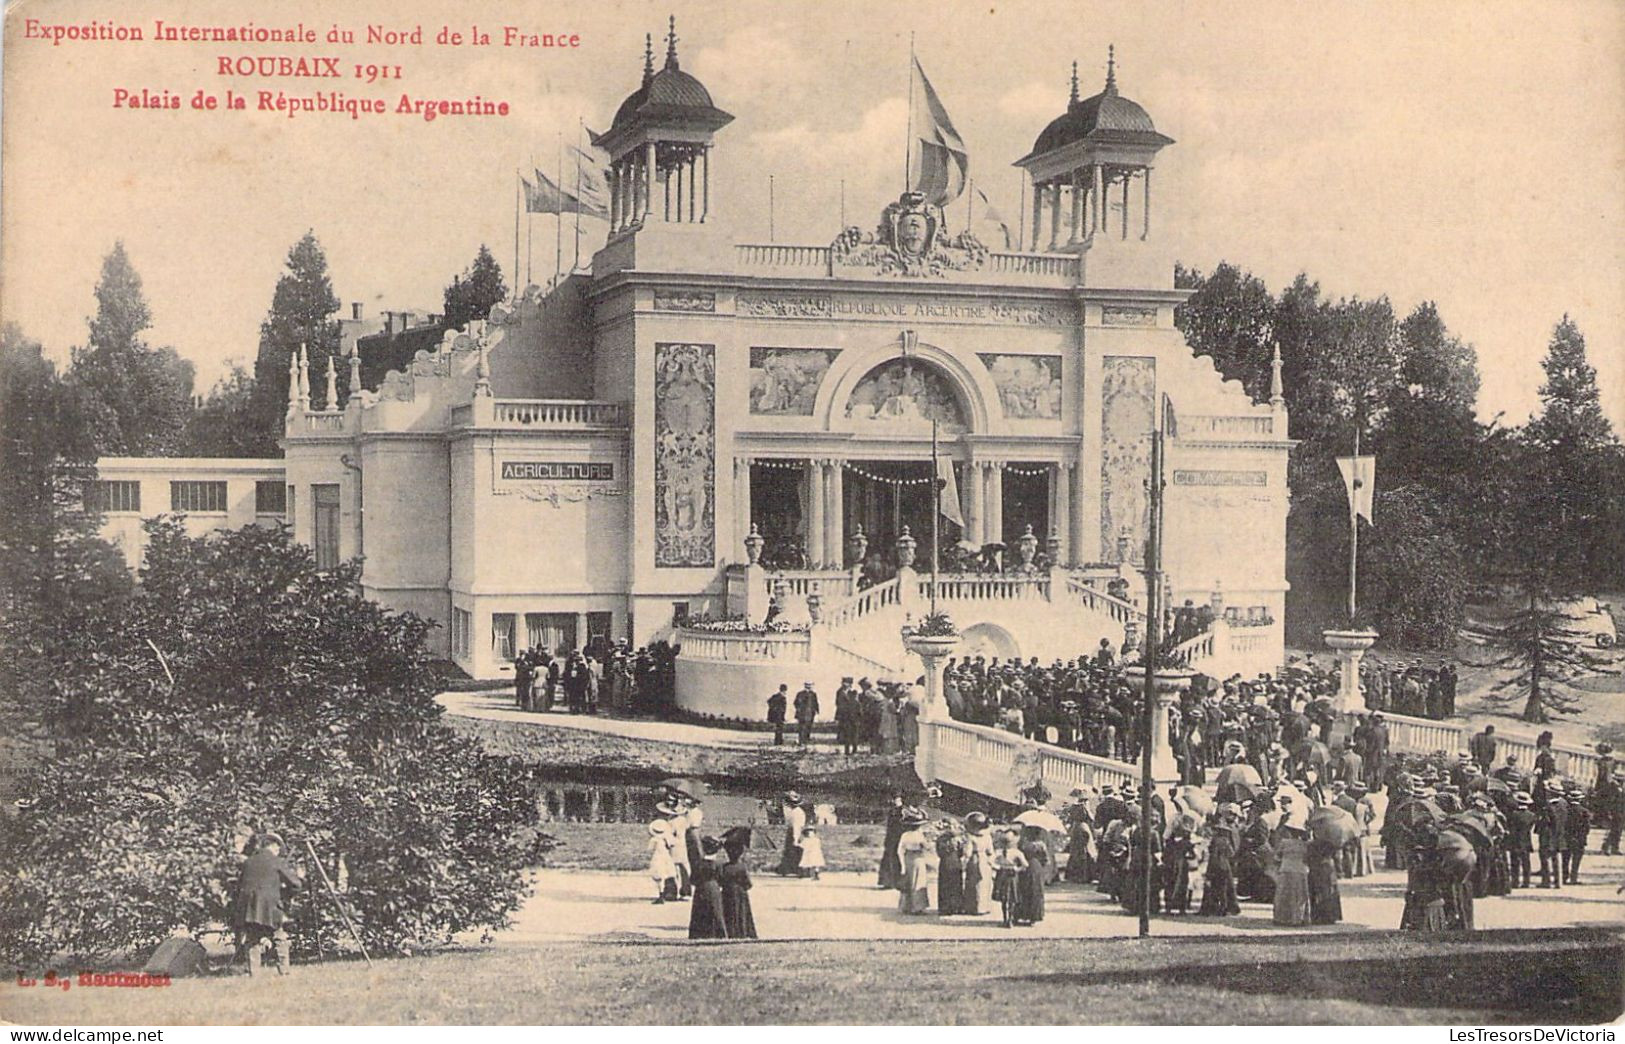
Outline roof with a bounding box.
[1018,53,1174,165]
[605,22,733,145]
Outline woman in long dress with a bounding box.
[1306,837,1343,924]
[1272,825,1312,926]
[718,827,758,939]
[896,808,935,914]
[935,821,964,915]
[959,812,995,915]
[1015,825,1049,925]
[1063,818,1095,883]
[877,795,906,889]
[687,836,730,939]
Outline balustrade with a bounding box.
[491,399,626,428]
[676,629,811,663]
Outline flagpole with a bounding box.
[840,179,846,228]
[555,133,563,287]
[768,175,775,241]
[574,121,584,271]
[1138,398,1166,941]
[1349,424,1360,623]
[1017,172,1025,252]
[903,33,915,192]
[526,154,534,288]
[930,419,940,617]
[966,176,973,230]
[513,171,521,298]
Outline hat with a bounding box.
[648,820,670,836]
[1100,785,1116,796]
[700,835,725,856]
[1350,782,1368,794]
[900,806,929,828]
[1512,792,1533,806]
[783,790,802,805]
[1331,780,1348,791]
[654,799,682,817]
[255,832,285,848]
[722,826,753,848]
[1457,752,1472,761]
[965,811,989,831]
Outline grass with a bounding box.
[6,929,1620,1025]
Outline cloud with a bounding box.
[692,24,815,101]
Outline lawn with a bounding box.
[5,929,1619,1025]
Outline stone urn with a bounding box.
[902,628,961,722]
[1323,628,1379,715]
[743,523,765,566]
[1017,524,1038,570]
[1121,664,1196,784]
[895,526,917,570]
[847,524,868,568]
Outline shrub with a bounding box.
[0,520,540,966]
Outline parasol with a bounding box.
[1217,779,1265,804]
[1469,776,1511,796]
[1391,797,1445,831]
[1013,808,1066,833]
[1175,785,1214,817]
[1307,805,1359,847]
[658,777,708,801]
[1433,828,1477,881]
[1216,763,1263,790]
[1444,813,1494,849]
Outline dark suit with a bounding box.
[1468,731,1497,772]
[234,848,303,974]
[1505,808,1535,888]
[793,687,819,745]
[1564,802,1591,883]
[766,690,787,745]
[1538,798,1568,888]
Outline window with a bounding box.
[451,608,472,659]
[171,480,227,513]
[672,601,690,627]
[525,613,577,657]
[491,613,517,662]
[586,612,613,657]
[313,484,340,568]
[88,480,141,513]
[255,480,287,514]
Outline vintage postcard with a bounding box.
[1,0,1622,1029]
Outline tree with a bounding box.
[246,232,343,455]
[0,522,542,966]
[1361,488,1468,648]
[180,364,263,457]
[1487,595,1605,723]
[1174,262,1276,402]
[67,242,196,456]
[442,245,508,330]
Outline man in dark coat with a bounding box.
[834,678,859,755]
[1469,725,1498,773]
[1333,741,1364,785]
[234,833,304,976]
[793,681,820,745]
[1563,783,1591,884]
[1505,791,1536,889]
[766,685,788,745]
[1538,790,1568,889]
[1362,714,1389,788]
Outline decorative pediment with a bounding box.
[830,191,989,278]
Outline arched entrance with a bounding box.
[959,622,1020,661]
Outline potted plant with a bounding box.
[902,610,960,658]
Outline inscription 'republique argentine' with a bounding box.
[735,291,1072,327]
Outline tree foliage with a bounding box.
[246,232,343,455]
[67,243,196,456]
[1487,596,1607,723]
[0,522,542,967]
[442,244,508,330]
[179,364,263,457]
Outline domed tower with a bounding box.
[1014,47,1173,251]
[599,17,734,234]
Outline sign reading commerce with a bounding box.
[500,461,615,482]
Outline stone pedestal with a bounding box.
[1323,629,1379,715]
[1122,665,1193,785]
[903,632,961,722]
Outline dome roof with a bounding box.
[1021,51,1172,162]
[608,21,731,138]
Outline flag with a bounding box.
[937,456,965,529]
[569,136,611,220]
[522,168,598,216]
[909,55,968,210]
[1336,456,1376,524]
[1161,393,1179,439]
[972,186,1011,248]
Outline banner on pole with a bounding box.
[1336,455,1376,524]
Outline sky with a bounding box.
[2,0,1621,428]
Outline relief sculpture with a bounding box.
[1100,356,1155,562]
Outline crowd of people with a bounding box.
[511,640,677,716]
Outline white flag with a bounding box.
[937,456,965,529]
[1336,456,1376,524]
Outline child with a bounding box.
[799,824,826,880]
[647,820,677,903]
[991,828,1030,928]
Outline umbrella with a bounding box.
[658,778,707,801]
[1216,779,1264,804]
[1392,797,1445,831]
[1307,806,1358,847]
[1469,776,1511,796]
[1444,813,1494,849]
[1216,763,1262,790]
[1175,785,1214,817]
[1014,808,1066,833]
[1433,828,1478,881]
